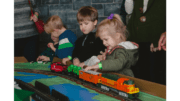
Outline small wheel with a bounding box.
[95,83,100,87]
[68,72,71,75]
[61,71,65,75]
[134,93,139,98]
[63,70,68,75]
[51,70,55,73]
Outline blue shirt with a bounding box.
[55,30,77,59]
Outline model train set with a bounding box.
[50,61,140,100]
[14,57,167,101]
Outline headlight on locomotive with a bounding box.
[124,80,139,94]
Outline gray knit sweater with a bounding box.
[14,0,40,39]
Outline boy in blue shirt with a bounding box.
[44,15,77,60]
[36,34,59,62]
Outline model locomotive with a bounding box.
[50,62,139,99]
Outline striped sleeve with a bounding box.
[58,38,74,50]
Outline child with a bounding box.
[84,14,139,77]
[36,34,59,62]
[62,6,106,66]
[44,15,77,60]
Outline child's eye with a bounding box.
[103,39,107,41]
[85,23,88,25]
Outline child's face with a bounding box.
[99,31,120,50]
[51,34,59,43]
[51,30,59,37]
[79,20,97,34]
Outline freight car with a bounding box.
[50,62,68,72]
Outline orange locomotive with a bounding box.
[79,69,139,99]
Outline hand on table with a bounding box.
[36,55,50,62]
[78,62,85,68]
[62,58,70,65]
[84,64,99,72]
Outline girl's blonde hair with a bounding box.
[96,14,128,41]
[44,15,64,34]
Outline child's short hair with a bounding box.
[77,6,98,22]
[96,14,128,41]
[44,15,64,34]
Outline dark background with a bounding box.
[36,0,126,55]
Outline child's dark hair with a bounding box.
[44,15,64,34]
[77,6,98,22]
[96,14,129,41]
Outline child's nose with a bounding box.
[103,41,106,45]
[82,25,85,29]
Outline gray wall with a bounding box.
[36,0,126,54]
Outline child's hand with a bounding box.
[97,55,104,61]
[47,42,53,48]
[48,42,56,52]
[73,58,80,66]
[30,12,38,22]
[37,56,50,61]
[79,62,85,68]
[62,58,70,65]
[36,56,42,61]
[84,64,99,72]
[98,49,106,60]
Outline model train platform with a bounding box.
[14,57,166,101]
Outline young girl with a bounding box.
[84,14,139,77]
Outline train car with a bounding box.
[79,69,102,84]
[50,62,68,72]
[98,73,139,99]
[67,64,73,73]
[67,65,82,76]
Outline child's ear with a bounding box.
[116,33,121,40]
[117,33,126,41]
[93,20,98,26]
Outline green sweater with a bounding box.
[101,41,139,77]
[127,0,166,47]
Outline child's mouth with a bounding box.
[107,46,109,50]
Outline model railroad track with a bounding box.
[15,69,142,101]
[15,79,59,101]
